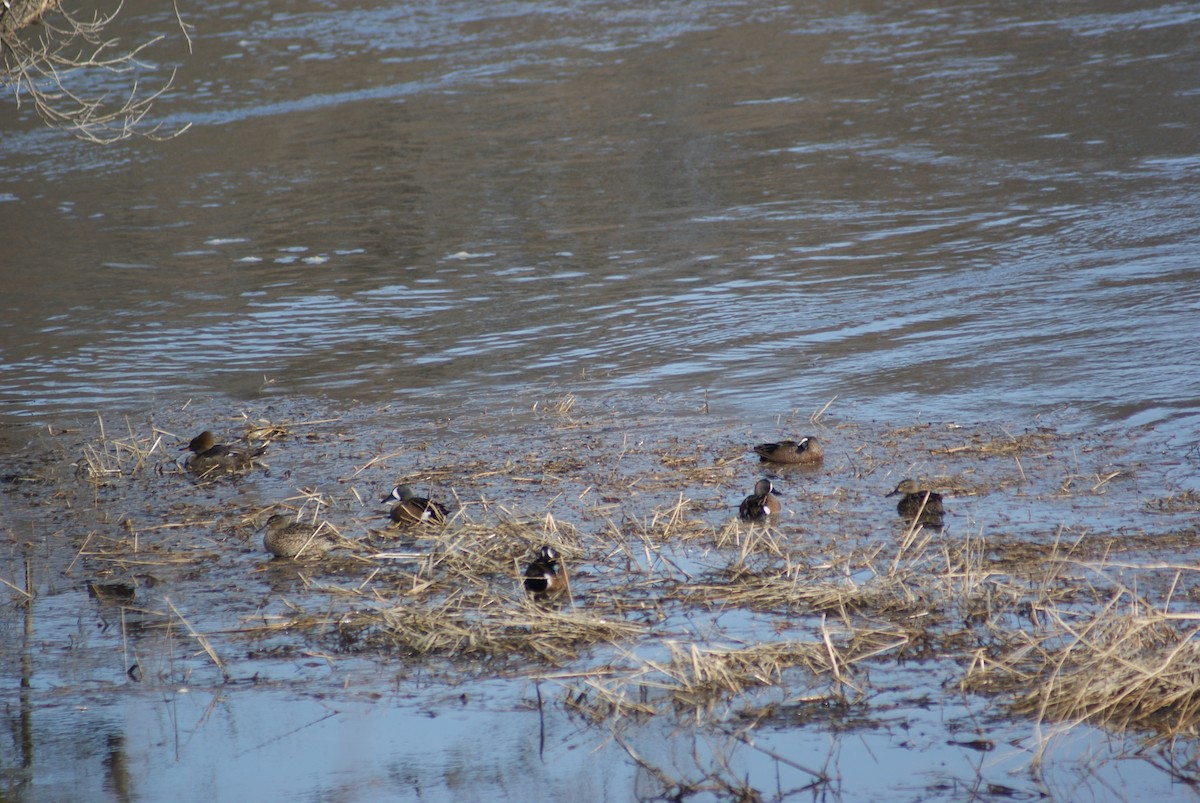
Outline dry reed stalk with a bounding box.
[962,575,1200,741]
[650,640,832,702]
[0,574,33,600]
[79,414,165,482]
[810,395,837,424]
[648,494,703,541]
[933,431,1058,457]
[564,626,908,726]
[164,597,229,681]
[531,393,577,417]
[343,592,642,665]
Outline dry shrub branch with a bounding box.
[1,0,191,140]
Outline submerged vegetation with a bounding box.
[3,399,1199,796]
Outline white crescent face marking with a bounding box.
[798,438,809,448]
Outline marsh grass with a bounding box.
[19,403,1200,767]
[561,622,909,730]
[336,594,644,666]
[963,569,1200,743]
[79,414,168,483]
[77,414,303,487]
[933,429,1058,458]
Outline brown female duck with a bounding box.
[753,436,823,466]
[886,479,945,528]
[181,430,266,475]
[262,514,340,559]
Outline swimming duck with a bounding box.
[381,484,448,525]
[262,514,340,559]
[886,479,945,528]
[739,478,782,521]
[753,437,823,466]
[181,430,267,475]
[523,545,565,600]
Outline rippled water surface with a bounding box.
[3,0,1200,800]
[2,0,1198,434]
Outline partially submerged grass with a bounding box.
[336,595,644,666]
[963,571,1200,742]
[932,429,1059,458]
[570,628,910,723]
[79,414,168,483]
[11,401,1200,758]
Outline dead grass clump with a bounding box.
[400,511,579,587]
[245,420,293,442]
[242,414,344,443]
[336,594,642,667]
[963,581,1200,740]
[1147,491,1200,512]
[565,626,908,726]
[649,633,905,708]
[79,415,166,483]
[690,519,995,623]
[608,494,723,549]
[712,519,789,557]
[532,393,578,418]
[933,430,1058,458]
[680,570,935,621]
[300,504,633,667]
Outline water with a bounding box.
[3,0,1200,799]
[2,0,1198,434]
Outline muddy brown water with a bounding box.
[3,0,1200,799]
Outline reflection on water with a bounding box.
[2,3,1200,796]
[1,0,1199,434]
[2,1,1200,432]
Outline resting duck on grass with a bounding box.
[886,479,945,528]
[752,436,823,466]
[181,430,267,475]
[523,546,565,600]
[739,478,781,522]
[381,484,449,525]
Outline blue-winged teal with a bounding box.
[523,545,565,600]
[181,430,266,475]
[753,437,823,466]
[886,479,945,528]
[263,514,340,559]
[381,484,448,525]
[739,478,782,521]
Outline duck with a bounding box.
[523,545,565,600]
[886,479,945,528]
[262,514,340,559]
[739,478,782,521]
[381,484,448,525]
[181,430,267,475]
[753,437,823,466]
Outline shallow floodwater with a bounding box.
[3,0,1200,801]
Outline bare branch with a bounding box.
[1,0,190,141]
